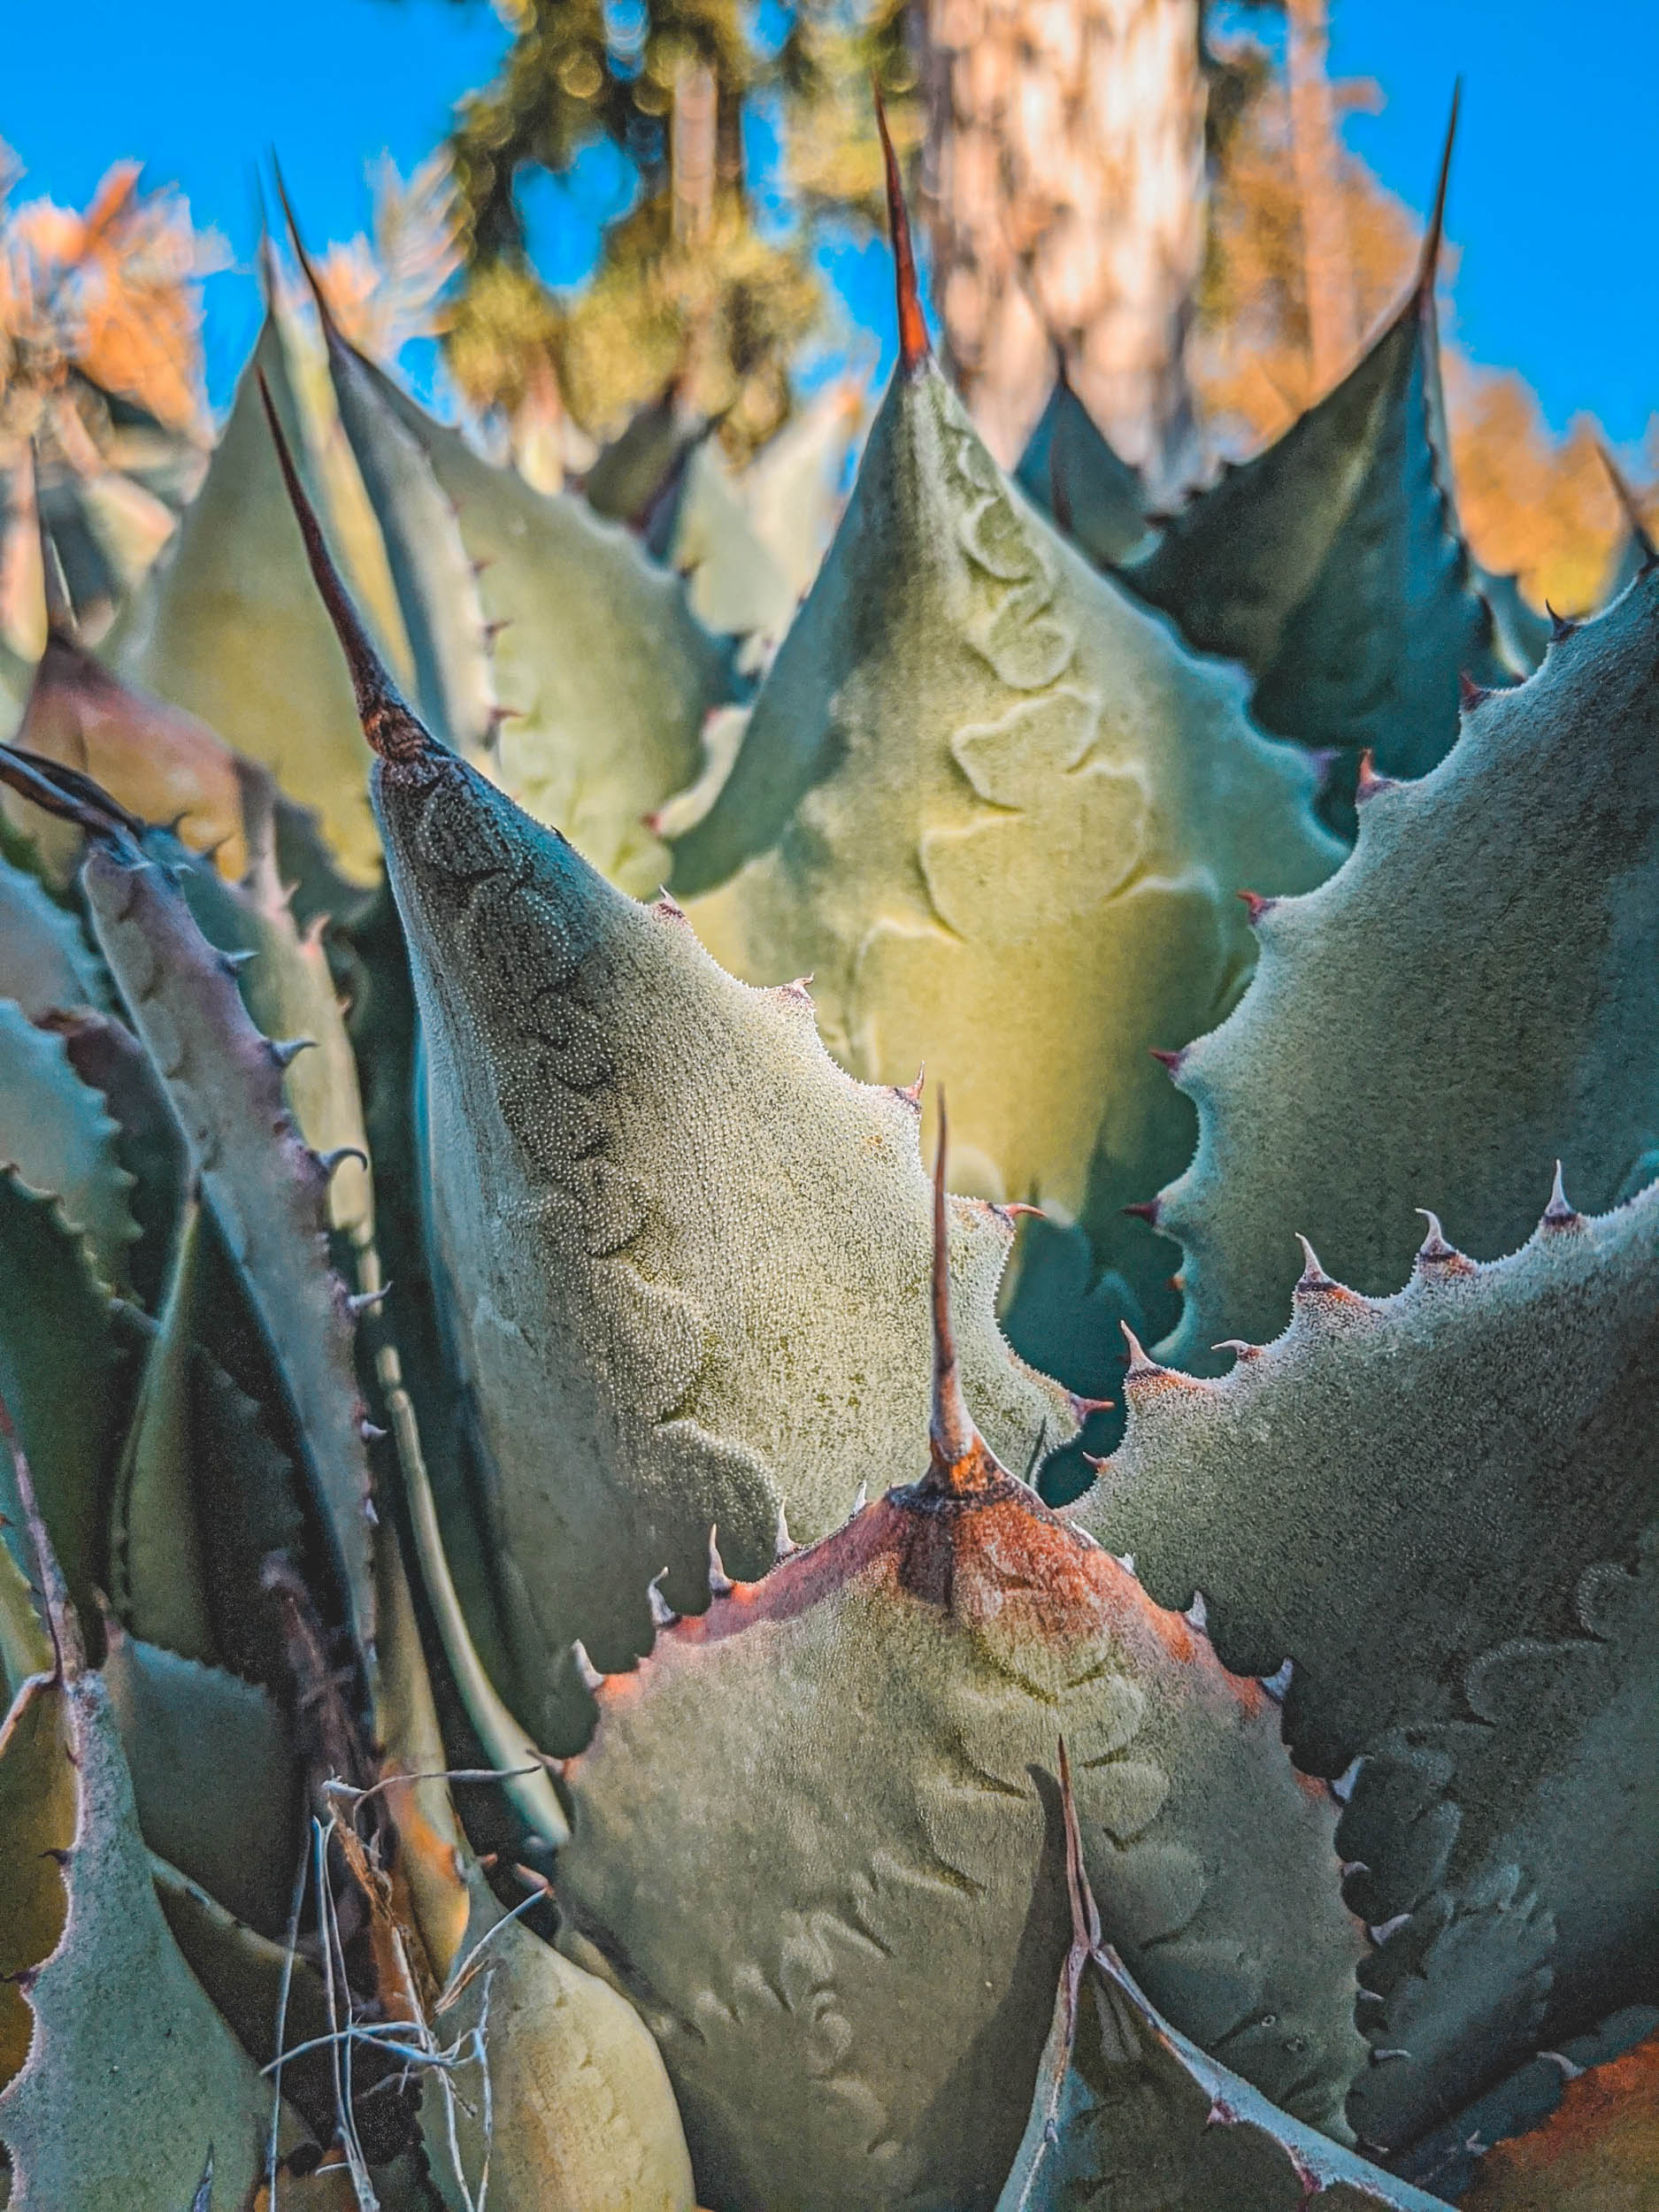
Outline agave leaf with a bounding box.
[997,1770,1449,2210]
[307,305,737,895]
[665,437,796,667]
[108,312,384,883]
[1013,368,1150,568]
[552,1111,1365,2212]
[0,996,139,1291]
[112,1199,308,1685]
[45,1007,187,1311]
[30,780,378,1654]
[582,372,709,527]
[274,201,496,763]
[667,134,1336,1367]
[0,1529,50,1702]
[1156,565,1659,1367]
[740,376,863,603]
[150,1853,338,2149]
[12,626,250,883]
[365,1501,697,2211]
[0,1671,76,2094]
[0,1472,295,2212]
[0,846,109,1017]
[1086,1183,1659,2137]
[0,1172,125,1614]
[269,407,1079,1751]
[1121,115,1507,786]
[1460,2031,1659,2210]
[105,1627,299,1935]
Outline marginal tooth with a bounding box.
[1542,1158,1580,1228]
[893,1064,925,1108]
[358,1418,388,1444]
[1546,602,1577,644]
[1332,1755,1363,1804]
[1458,671,1493,711]
[1212,1338,1261,1361]
[1236,888,1276,926]
[1368,1913,1414,1947]
[1070,1392,1114,1420]
[848,1481,868,1519]
[1185,1591,1208,1632]
[220,947,259,973]
[570,1640,605,1695]
[773,1502,798,1563]
[317,1144,371,1179]
[1148,1047,1186,1076]
[1294,1233,1334,1291]
[1118,1322,1161,1384]
[269,1036,318,1068]
[1121,1198,1160,1225]
[1355,748,1397,803]
[1260,1658,1294,1703]
[707,1525,733,1597]
[1416,1209,1454,1261]
[345,1284,390,1317]
[652,889,689,923]
[648,1570,678,1630]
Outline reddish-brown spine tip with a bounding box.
[1149,1047,1186,1077]
[257,371,430,765]
[1121,1198,1160,1225]
[873,82,928,373]
[1236,888,1276,926]
[1458,669,1492,712]
[1417,81,1461,302]
[1355,749,1396,803]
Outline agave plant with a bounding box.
[0,94,1653,2212]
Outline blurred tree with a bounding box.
[915,0,1209,482]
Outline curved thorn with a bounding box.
[1236,888,1276,926]
[928,1085,975,1466]
[317,1143,370,1179]
[872,81,928,373]
[268,1036,319,1069]
[1458,670,1492,711]
[1294,1233,1333,1289]
[1543,1159,1578,1227]
[1211,1338,1261,1361]
[773,1501,798,1563]
[1121,1198,1160,1225]
[256,370,433,764]
[707,1525,733,1597]
[358,1418,388,1444]
[1069,1394,1115,1421]
[849,1481,868,1519]
[1148,1047,1186,1076]
[1118,1321,1159,1382]
[1355,749,1396,803]
[1545,601,1578,644]
[1416,1209,1457,1263]
[647,1570,678,1631]
[570,1640,605,1695]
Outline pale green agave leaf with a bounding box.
[664,436,797,667]
[552,1125,1365,2212]
[0,1662,291,2208]
[997,1780,1449,2209]
[0,995,139,1292]
[1084,1179,1659,2139]
[582,373,708,526]
[666,265,1335,1378]
[104,1627,300,1937]
[739,376,863,604]
[1013,368,1150,568]
[1121,152,1509,785]
[270,401,1080,1755]
[1155,564,1659,1367]
[108,311,385,883]
[0,845,109,1018]
[67,821,376,1653]
[45,1007,187,1312]
[311,306,738,896]
[0,1172,125,1617]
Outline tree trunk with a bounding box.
[1286,0,1358,392]
[917,0,1207,490]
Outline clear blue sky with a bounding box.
[4,0,1654,445]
